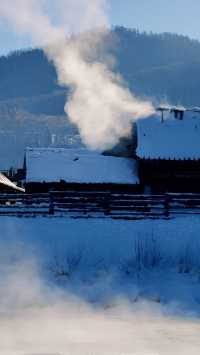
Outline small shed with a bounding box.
[24,148,140,193]
[136,107,200,192]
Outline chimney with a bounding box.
[171,108,185,120]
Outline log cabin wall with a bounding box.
[139,158,200,193]
[24,181,143,194]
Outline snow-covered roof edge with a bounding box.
[0,173,25,192]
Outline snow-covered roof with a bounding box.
[0,173,25,192]
[25,148,139,185]
[136,110,200,160]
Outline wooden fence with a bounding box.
[1,191,200,219]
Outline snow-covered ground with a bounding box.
[2,216,200,308]
[1,215,200,354]
[2,297,200,355]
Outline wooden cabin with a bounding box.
[136,107,200,192]
[24,148,141,193]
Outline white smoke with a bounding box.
[0,1,65,45]
[0,0,155,150]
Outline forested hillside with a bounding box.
[1,27,200,168]
[114,27,200,105]
[2,27,200,105]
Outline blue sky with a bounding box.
[110,0,200,38]
[1,0,200,55]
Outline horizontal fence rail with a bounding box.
[1,191,200,219]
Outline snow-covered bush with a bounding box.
[2,216,200,278]
[50,248,83,278]
[120,233,162,276]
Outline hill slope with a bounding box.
[1,27,200,168]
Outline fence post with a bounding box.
[49,192,54,215]
[164,194,170,218]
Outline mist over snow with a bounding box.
[0,216,200,354]
[0,0,154,150]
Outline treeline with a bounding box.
[113,27,200,105]
[1,27,200,107]
[0,49,59,101]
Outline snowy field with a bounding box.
[1,216,200,354]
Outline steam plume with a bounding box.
[0,0,155,150]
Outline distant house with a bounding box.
[0,172,25,192]
[24,148,140,193]
[136,107,200,192]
